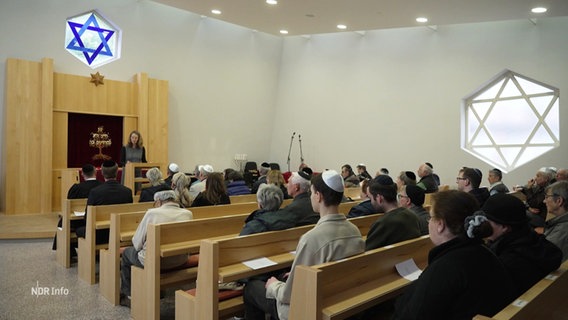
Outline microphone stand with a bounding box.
[298,134,304,166]
[287,132,295,172]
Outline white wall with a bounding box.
[270,18,568,188]
[1,0,567,204]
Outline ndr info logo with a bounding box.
[31,281,69,297]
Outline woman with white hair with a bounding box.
[139,167,170,202]
[240,184,285,235]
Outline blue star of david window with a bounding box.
[65,10,121,68]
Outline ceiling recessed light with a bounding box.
[416,17,428,23]
[266,0,278,5]
[211,9,221,15]
[280,29,289,35]
[531,7,547,13]
[337,24,347,30]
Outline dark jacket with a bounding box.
[190,192,230,207]
[346,199,378,218]
[523,185,548,221]
[365,207,421,251]
[417,175,438,193]
[409,205,429,236]
[251,176,267,194]
[139,183,171,202]
[227,180,251,196]
[67,179,103,199]
[488,226,562,297]
[469,187,490,207]
[277,192,319,226]
[393,237,514,320]
[239,208,299,236]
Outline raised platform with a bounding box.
[0,212,59,239]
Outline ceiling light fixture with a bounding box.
[211,9,221,15]
[337,24,347,30]
[280,29,289,35]
[416,17,428,23]
[266,0,278,5]
[531,7,547,13]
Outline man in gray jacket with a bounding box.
[544,181,568,261]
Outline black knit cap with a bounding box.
[481,193,528,225]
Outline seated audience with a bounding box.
[139,167,170,202]
[356,163,373,181]
[517,167,555,226]
[119,190,193,307]
[226,171,251,196]
[75,160,133,244]
[52,164,102,250]
[240,185,287,235]
[341,164,360,188]
[425,162,441,186]
[190,172,231,207]
[488,168,510,196]
[251,162,271,194]
[398,185,429,236]
[483,193,561,297]
[223,168,236,187]
[347,179,379,218]
[243,170,365,320]
[171,172,191,208]
[163,162,179,187]
[392,190,514,320]
[365,175,421,250]
[456,167,490,206]
[266,169,290,199]
[544,181,568,261]
[416,163,439,193]
[396,171,417,190]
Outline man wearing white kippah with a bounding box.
[164,162,180,187]
[243,170,365,320]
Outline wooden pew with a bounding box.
[130,214,252,319]
[344,187,362,200]
[472,260,568,320]
[174,214,382,320]
[77,202,154,284]
[288,235,433,320]
[56,198,88,268]
[229,194,257,204]
[99,200,287,305]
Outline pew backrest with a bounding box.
[56,198,88,268]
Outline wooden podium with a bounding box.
[123,162,166,196]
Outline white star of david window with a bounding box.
[65,10,121,69]
[462,70,559,173]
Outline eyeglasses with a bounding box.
[544,193,559,199]
[397,193,409,200]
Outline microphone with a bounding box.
[287,132,296,172]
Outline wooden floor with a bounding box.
[0,212,59,239]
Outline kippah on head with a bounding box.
[322,170,344,192]
[82,164,95,175]
[405,171,417,180]
[102,160,117,168]
[373,174,394,186]
[425,162,433,169]
[154,190,177,202]
[405,185,425,206]
[298,168,313,181]
[169,163,180,173]
[261,162,270,169]
[203,165,214,173]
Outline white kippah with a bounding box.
[169,163,179,172]
[322,170,344,193]
[203,164,214,173]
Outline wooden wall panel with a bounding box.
[4,58,53,214]
[147,78,169,165]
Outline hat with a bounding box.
[298,167,313,181]
[373,174,394,186]
[82,164,95,175]
[202,164,214,173]
[481,193,528,225]
[102,160,117,168]
[322,170,344,193]
[169,163,180,173]
[260,162,270,169]
[405,185,425,206]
